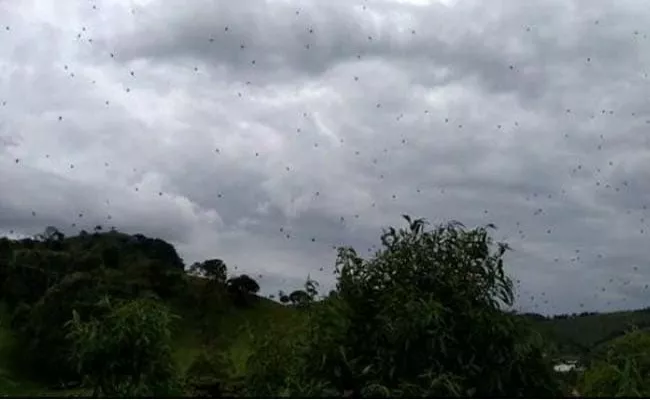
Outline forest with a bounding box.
[0,216,649,398]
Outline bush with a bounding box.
[246,216,562,397]
[65,297,182,397]
[183,347,237,398]
[17,271,103,383]
[580,329,650,397]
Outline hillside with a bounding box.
[0,227,303,397]
[0,225,648,397]
[524,309,650,360]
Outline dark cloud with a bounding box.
[3,0,650,314]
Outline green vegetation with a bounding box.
[0,219,648,397]
[579,328,650,397]
[531,309,650,356]
[66,297,183,397]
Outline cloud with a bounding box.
[2,0,650,314]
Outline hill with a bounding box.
[524,309,650,360]
[0,227,302,397]
[0,224,648,397]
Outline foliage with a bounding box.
[16,270,113,382]
[246,216,562,397]
[278,290,290,304]
[244,305,325,398]
[0,227,293,396]
[227,274,260,294]
[227,274,260,306]
[579,328,650,397]
[0,229,191,384]
[188,259,229,325]
[183,347,235,398]
[190,259,227,284]
[36,226,65,242]
[288,290,310,306]
[65,297,182,397]
[6,221,650,398]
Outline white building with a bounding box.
[553,360,582,373]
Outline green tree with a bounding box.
[17,271,101,383]
[278,290,290,304]
[65,297,182,397]
[227,274,260,293]
[288,290,310,306]
[226,274,260,306]
[247,215,561,397]
[189,259,227,285]
[38,226,65,243]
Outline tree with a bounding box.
[226,274,260,294]
[278,290,290,304]
[247,215,562,397]
[65,297,182,397]
[41,226,65,242]
[304,276,319,300]
[189,259,227,285]
[34,226,66,251]
[226,274,260,306]
[17,271,103,383]
[288,290,310,306]
[0,227,191,384]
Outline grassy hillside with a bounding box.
[170,279,302,377]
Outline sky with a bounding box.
[1,0,650,315]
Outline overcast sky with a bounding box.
[2,0,650,315]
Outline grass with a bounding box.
[171,289,301,377]
[173,276,302,376]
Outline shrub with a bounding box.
[580,329,650,397]
[183,348,234,398]
[247,216,562,397]
[65,297,182,397]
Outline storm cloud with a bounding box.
[2,0,650,314]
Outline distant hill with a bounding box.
[523,309,650,358]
